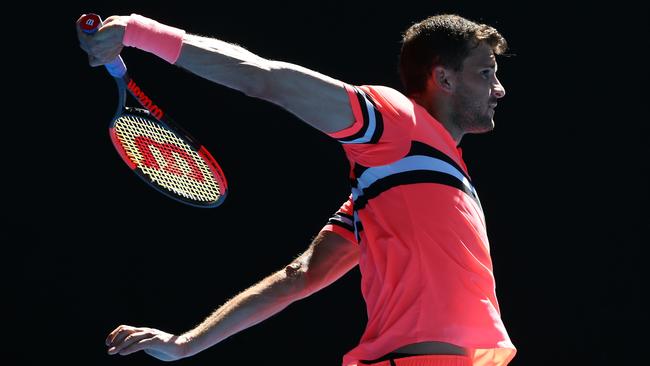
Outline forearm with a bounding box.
[181,267,306,357]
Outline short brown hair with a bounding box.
[399,14,508,95]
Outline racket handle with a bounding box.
[79,13,127,78]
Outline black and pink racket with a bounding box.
[79,13,227,208]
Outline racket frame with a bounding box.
[109,74,228,208]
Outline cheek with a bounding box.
[459,90,483,110]
[458,82,483,100]
[471,84,491,100]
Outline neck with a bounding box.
[412,94,464,145]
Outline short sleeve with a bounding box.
[328,84,416,167]
[319,195,356,244]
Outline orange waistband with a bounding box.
[358,354,472,366]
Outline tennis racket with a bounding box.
[79,13,227,208]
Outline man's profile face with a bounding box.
[452,42,506,134]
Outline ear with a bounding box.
[432,65,456,93]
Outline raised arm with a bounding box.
[105,231,359,360]
[77,14,354,134]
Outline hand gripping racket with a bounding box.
[79,13,227,208]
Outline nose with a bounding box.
[492,77,506,99]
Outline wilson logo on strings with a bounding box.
[134,136,205,182]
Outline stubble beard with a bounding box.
[452,91,495,135]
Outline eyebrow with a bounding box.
[481,63,498,71]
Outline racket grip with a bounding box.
[79,13,127,78]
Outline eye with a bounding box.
[480,69,492,79]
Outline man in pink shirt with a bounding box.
[78,12,516,366]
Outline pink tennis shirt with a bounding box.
[320,84,516,366]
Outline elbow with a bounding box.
[239,73,270,99]
[240,61,293,108]
[285,262,330,299]
[281,262,312,300]
[237,60,278,100]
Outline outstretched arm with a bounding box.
[105,231,359,360]
[77,14,354,134]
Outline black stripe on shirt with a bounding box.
[354,170,478,211]
[328,219,355,233]
[337,87,384,144]
[327,213,354,232]
[409,141,471,183]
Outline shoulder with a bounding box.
[356,85,414,118]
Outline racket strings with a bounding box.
[112,114,222,203]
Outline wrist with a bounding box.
[123,14,186,64]
[175,334,194,359]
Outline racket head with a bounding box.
[109,107,228,208]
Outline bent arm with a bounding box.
[182,231,359,357]
[106,232,358,359]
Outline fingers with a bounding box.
[118,337,157,356]
[75,14,125,66]
[76,14,97,65]
[106,324,137,347]
[104,16,119,25]
[108,331,153,355]
[80,40,123,67]
[106,325,156,346]
[88,55,105,68]
[106,325,154,354]
[75,14,88,34]
[105,326,181,361]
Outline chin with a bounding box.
[471,119,495,134]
